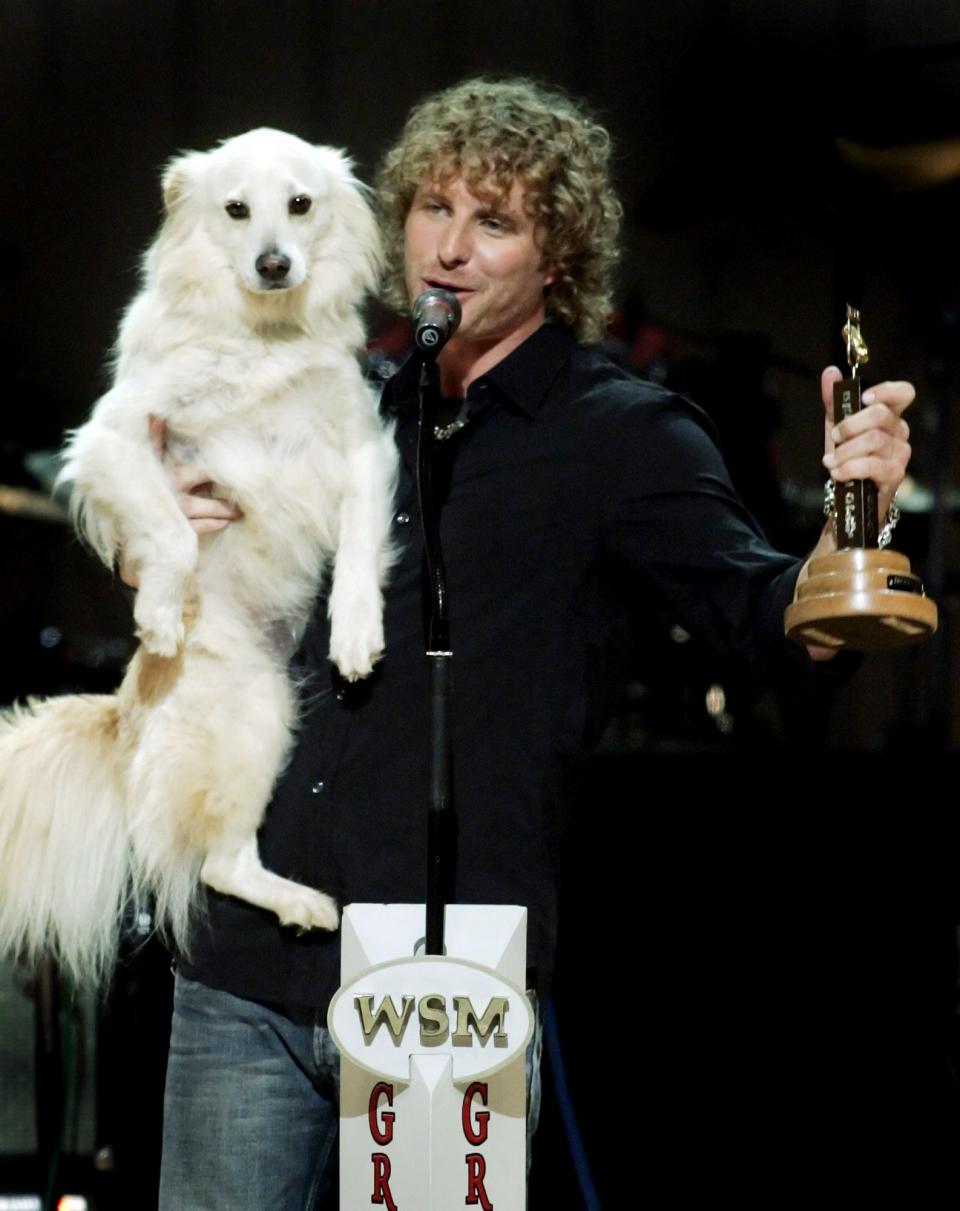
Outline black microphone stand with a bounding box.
[416,352,453,957]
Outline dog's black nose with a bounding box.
[256,252,291,283]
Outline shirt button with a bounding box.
[311,780,325,794]
[395,511,410,525]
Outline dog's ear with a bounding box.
[161,151,204,211]
[316,147,384,297]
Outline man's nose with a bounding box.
[437,219,471,267]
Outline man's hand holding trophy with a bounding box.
[785,306,938,650]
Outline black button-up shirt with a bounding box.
[180,322,807,1010]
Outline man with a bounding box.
[158,78,912,1208]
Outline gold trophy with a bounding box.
[784,306,938,650]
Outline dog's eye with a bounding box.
[289,195,312,216]
[225,200,249,220]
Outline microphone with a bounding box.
[412,288,461,355]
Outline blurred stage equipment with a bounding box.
[836,135,960,192]
[0,957,96,1208]
[0,485,67,525]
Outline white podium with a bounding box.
[329,904,533,1210]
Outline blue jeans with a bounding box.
[160,973,542,1211]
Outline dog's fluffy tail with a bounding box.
[0,695,132,986]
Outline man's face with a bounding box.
[404,175,555,358]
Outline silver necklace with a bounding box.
[433,404,470,441]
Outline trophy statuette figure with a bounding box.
[784,306,938,650]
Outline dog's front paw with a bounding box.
[329,616,384,682]
[137,621,184,657]
[276,887,340,933]
[134,598,185,657]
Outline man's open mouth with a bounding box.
[424,278,473,297]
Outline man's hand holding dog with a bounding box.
[150,416,243,534]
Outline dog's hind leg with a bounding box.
[132,636,339,934]
[200,837,339,931]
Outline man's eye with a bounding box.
[289,195,312,215]
[225,200,249,220]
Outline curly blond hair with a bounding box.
[376,77,622,344]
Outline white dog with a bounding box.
[0,128,396,985]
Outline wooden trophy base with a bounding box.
[784,547,938,651]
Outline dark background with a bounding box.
[1,2,959,1207]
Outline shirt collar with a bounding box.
[384,322,576,420]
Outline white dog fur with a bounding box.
[0,128,396,985]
